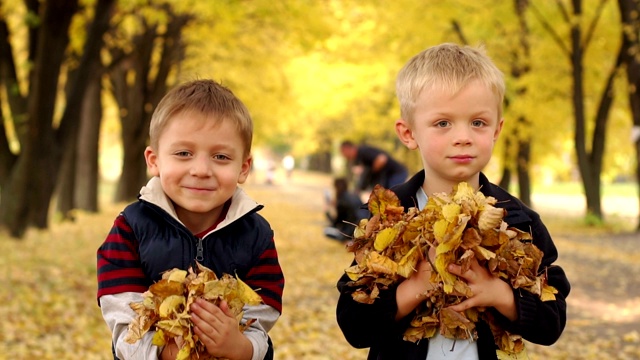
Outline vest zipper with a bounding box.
[196,237,204,262]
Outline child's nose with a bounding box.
[190,157,213,176]
[453,127,472,146]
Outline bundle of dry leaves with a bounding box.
[343,183,558,356]
[124,263,263,360]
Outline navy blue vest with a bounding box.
[122,200,273,284]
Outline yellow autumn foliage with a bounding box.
[343,183,558,356]
[125,263,263,360]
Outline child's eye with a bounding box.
[175,151,191,157]
[213,154,230,161]
[471,119,485,127]
[436,120,449,128]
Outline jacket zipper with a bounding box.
[196,237,204,262]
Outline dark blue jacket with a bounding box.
[336,171,570,359]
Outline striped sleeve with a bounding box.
[96,214,148,302]
[244,237,285,314]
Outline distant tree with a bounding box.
[107,3,192,202]
[617,0,640,230]
[56,62,105,217]
[508,0,533,206]
[532,0,621,221]
[0,0,115,238]
[451,1,533,206]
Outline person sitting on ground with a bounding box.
[324,177,367,241]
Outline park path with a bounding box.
[243,169,640,360]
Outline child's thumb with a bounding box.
[218,300,234,317]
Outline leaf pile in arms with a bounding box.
[344,183,558,356]
[124,263,263,360]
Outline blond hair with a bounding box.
[149,79,253,156]
[396,43,505,123]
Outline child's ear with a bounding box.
[494,118,505,142]
[144,146,160,176]
[395,119,418,150]
[237,155,253,184]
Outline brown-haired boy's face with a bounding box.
[144,111,251,232]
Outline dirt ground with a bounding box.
[245,169,640,360]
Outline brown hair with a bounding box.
[149,79,253,156]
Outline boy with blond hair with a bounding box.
[97,79,284,360]
[336,43,570,359]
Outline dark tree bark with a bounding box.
[74,71,102,212]
[57,67,103,216]
[109,8,191,202]
[0,0,115,238]
[512,0,532,207]
[498,138,513,190]
[56,131,78,219]
[1,0,79,236]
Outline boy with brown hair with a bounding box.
[336,43,570,359]
[97,79,284,360]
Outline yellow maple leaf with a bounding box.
[374,227,398,252]
[435,252,457,293]
[236,275,263,306]
[477,206,505,231]
[344,264,364,281]
[540,283,558,301]
[365,251,398,275]
[152,329,166,347]
[166,269,188,283]
[396,245,421,278]
[441,203,461,223]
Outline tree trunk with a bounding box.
[617,0,640,230]
[498,138,512,190]
[110,54,151,202]
[56,134,78,219]
[57,69,103,215]
[512,0,532,207]
[74,72,102,212]
[516,135,531,207]
[4,0,79,236]
[116,133,148,202]
[636,140,640,231]
[569,0,603,220]
[0,0,114,238]
[109,8,191,202]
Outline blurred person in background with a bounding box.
[324,177,368,241]
[340,140,408,192]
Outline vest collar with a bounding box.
[138,176,263,232]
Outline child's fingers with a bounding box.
[447,298,476,313]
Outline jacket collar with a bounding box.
[138,176,263,231]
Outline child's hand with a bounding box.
[395,247,437,320]
[190,298,253,360]
[446,259,517,321]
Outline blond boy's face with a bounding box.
[144,111,251,232]
[395,80,503,195]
